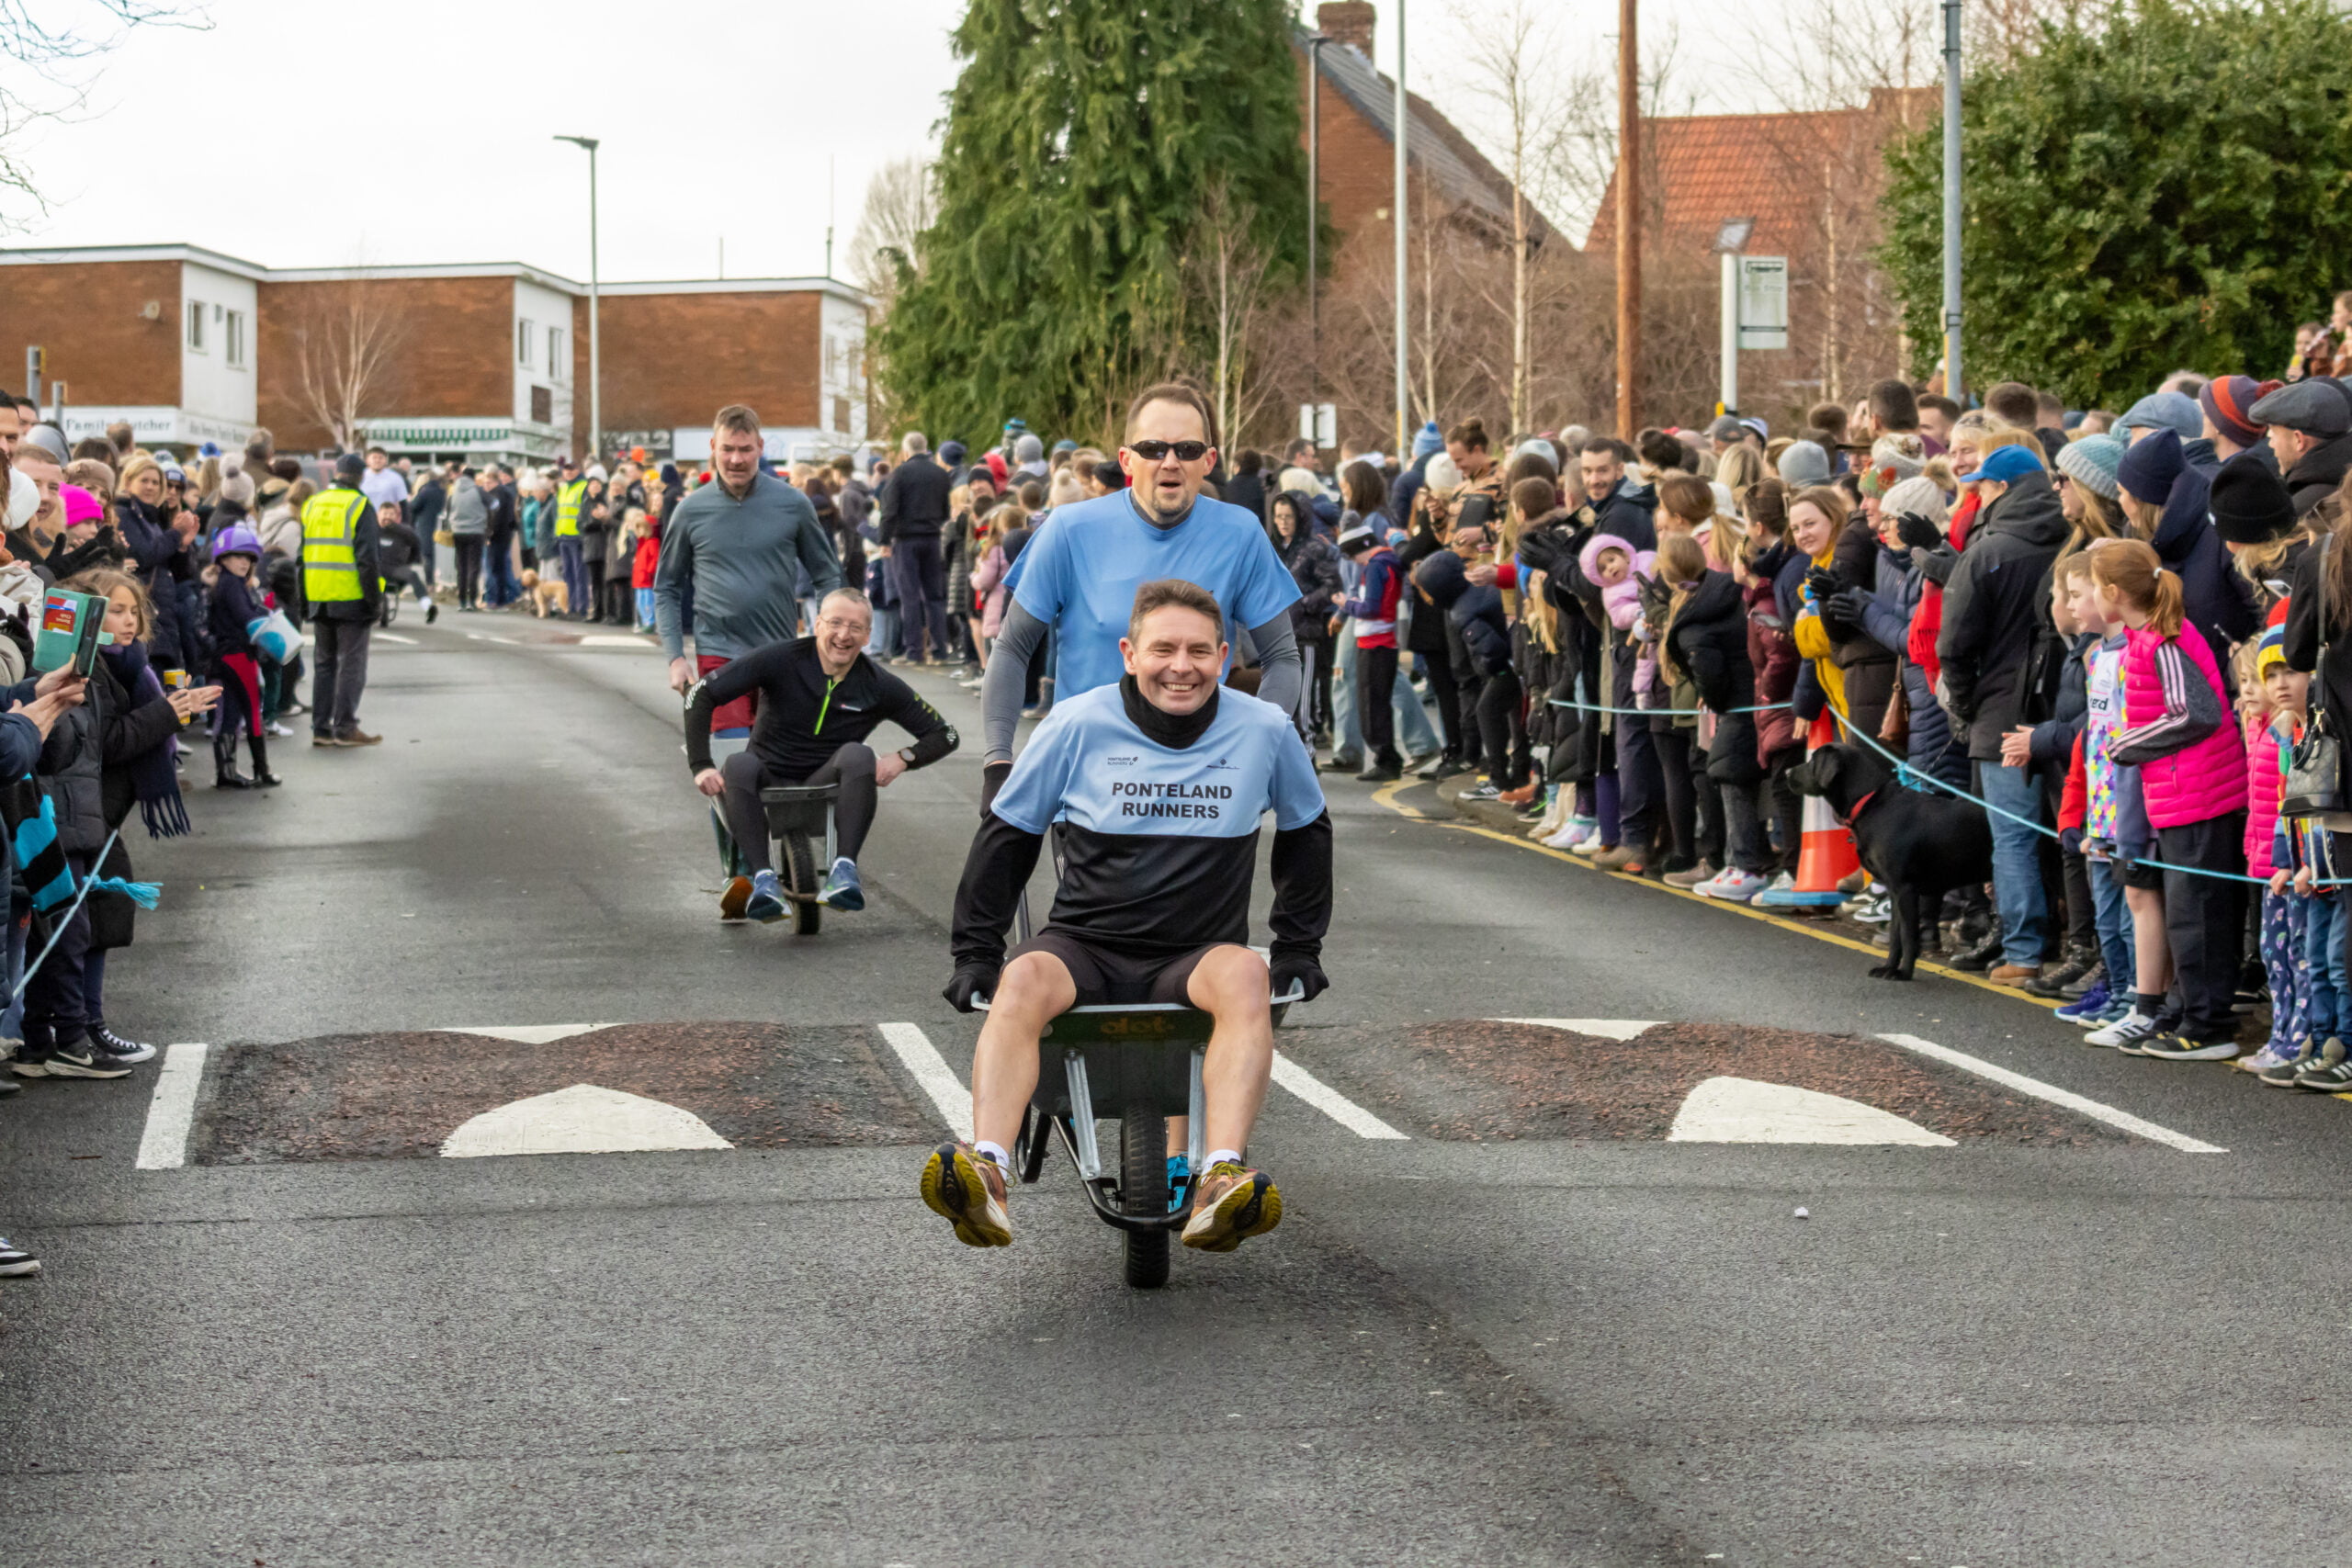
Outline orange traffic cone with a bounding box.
[1756,711,1860,908]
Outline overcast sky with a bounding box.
[0,0,1792,281]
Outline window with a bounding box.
[517,319,534,365]
[833,396,851,434]
[225,310,247,368]
[531,385,552,424]
[186,299,206,352]
[548,327,564,378]
[824,333,840,381]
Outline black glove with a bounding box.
[979,760,1012,816]
[1894,512,1943,551]
[1826,587,1873,625]
[1804,566,1842,604]
[1269,952,1329,1005]
[1635,572,1672,625]
[944,963,1000,1013]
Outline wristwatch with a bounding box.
[898,747,918,768]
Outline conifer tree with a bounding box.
[874,0,1309,446]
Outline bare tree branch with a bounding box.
[278,280,407,455]
[0,0,209,218]
[844,154,934,311]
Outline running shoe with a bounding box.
[2085,1009,2164,1051]
[2235,1043,2296,1076]
[1663,860,1718,890]
[744,869,787,924]
[1180,1160,1282,1252]
[920,1141,1012,1247]
[12,1043,130,1079]
[1572,836,1611,857]
[2262,1043,2318,1088]
[0,1236,38,1278]
[89,1026,155,1066]
[2053,983,2111,1026]
[1762,871,1798,898]
[1699,868,1769,903]
[1544,815,1597,851]
[718,875,752,922]
[1459,782,1502,802]
[2140,1032,2242,1063]
[819,858,865,911]
[2294,1037,2352,1091]
[1590,843,1646,874]
[1848,893,1892,924]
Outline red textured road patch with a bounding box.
[1281,1020,2126,1145]
[188,1022,939,1165]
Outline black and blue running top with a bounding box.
[952,677,1331,967]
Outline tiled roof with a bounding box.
[1584,92,1932,254]
[1296,34,1556,244]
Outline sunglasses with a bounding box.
[1127,440,1210,463]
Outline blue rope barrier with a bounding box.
[14,827,120,1000]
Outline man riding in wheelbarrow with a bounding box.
[686,587,957,921]
[929,579,1332,1252]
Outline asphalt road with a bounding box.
[2,614,2346,1567]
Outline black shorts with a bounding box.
[1008,930,1231,1007]
[2121,856,2165,892]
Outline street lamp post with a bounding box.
[1393,0,1408,458]
[1940,0,1963,402]
[555,134,602,464]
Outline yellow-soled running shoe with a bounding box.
[920,1141,1012,1247]
[1180,1161,1282,1252]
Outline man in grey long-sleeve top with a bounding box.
[657,405,846,694]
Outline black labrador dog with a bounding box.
[1787,742,1995,981]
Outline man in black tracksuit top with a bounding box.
[686,588,956,922]
[922,579,1333,1258]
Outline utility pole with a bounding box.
[1393,0,1409,458]
[1614,0,1639,442]
[1307,32,1326,420]
[555,135,602,463]
[1940,0,1963,403]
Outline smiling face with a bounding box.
[812,592,872,672]
[1121,603,1226,715]
[127,467,163,505]
[1579,447,1623,499]
[1791,502,1836,558]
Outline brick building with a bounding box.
[0,243,870,465]
[1585,92,1936,416]
[1295,2,1554,257]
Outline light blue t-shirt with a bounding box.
[993,682,1327,840]
[1006,492,1301,701]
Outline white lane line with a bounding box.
[464,632,519,646]
[579,635,654,649]
[1272,1052,1408,1139]
[878,1022,972,1139]
[1492,1017,1658,1042]
[1876,1032,2227,1154]
[377,632,418,645]
[134,1043,209,1169]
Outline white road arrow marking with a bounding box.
[440,1084,731,1157]
[1667,1077,1956,1145]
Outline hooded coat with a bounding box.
[2284,430,2352,516]
[1666,569,1761,783]
[1936,468,2067,760]
[2152,436,2257,668]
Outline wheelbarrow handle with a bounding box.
[969,983,1305,1013]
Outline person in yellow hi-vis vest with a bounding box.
[300,452,385,747]
[552,455,591,619]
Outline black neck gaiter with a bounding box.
[1121,674,1219,749]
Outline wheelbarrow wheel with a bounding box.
[781,829,821,936]
[1119,1105,1170,1289]
[1015,1104,1051,1185]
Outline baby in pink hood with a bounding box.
[1577,531,1656,631]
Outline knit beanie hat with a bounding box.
[2199,374,2277,449]
[2116,425,2185,506]
[1975,444,2044,485]
[2258,618,2288,676]
[60,484,101,525]
[939,440,967,466]
[2118,390,2204,441]
[1410,422,1442,459]
[1776,439,1830,488]
[22,424,66,464]
[2054,433,2124,500]
[1422,452,1463,493]
[1858,433,1926,498]
[216,450,254,507]
[2207,449,2298,546]
[1014,433,1045,463]
[1277,466,1322,496]
[1879,475,1948,531]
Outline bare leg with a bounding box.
[968,950,1076,1150]
[1186,945,1274,1156]
[2125,884,2172,998]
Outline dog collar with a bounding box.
[1843,788,1881,825]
